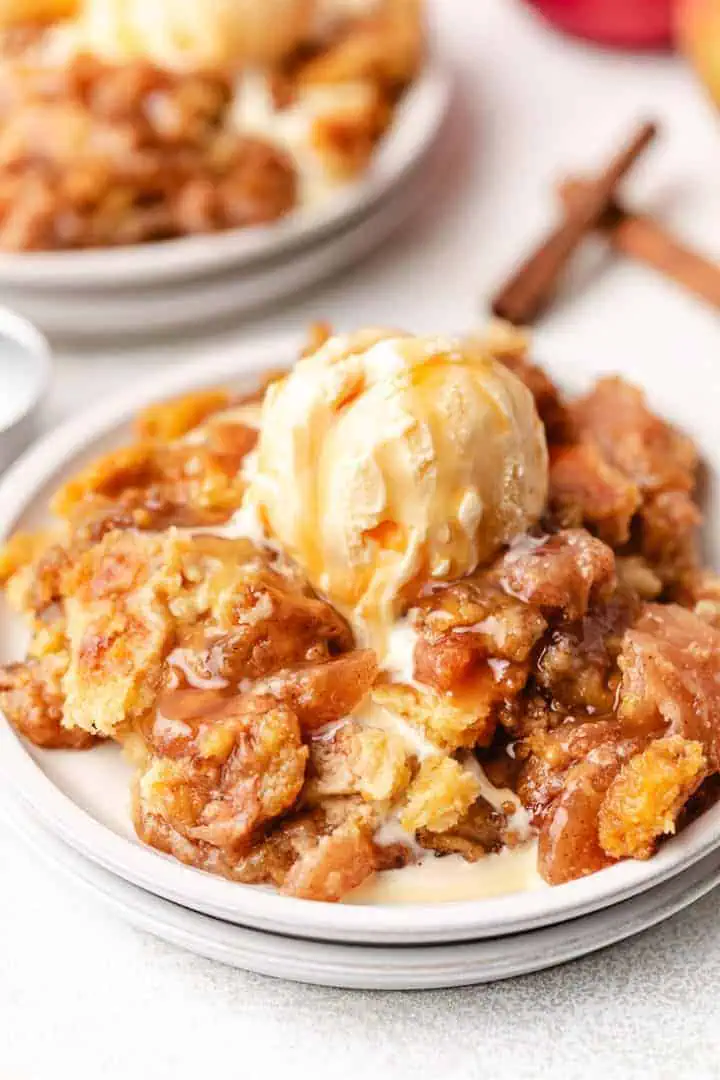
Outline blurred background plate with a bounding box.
[0,127,446,339]
[0,64,450,293]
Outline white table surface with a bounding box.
[4,2,720,1077]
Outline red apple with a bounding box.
[525,0,674,49]
[677,0,720,105]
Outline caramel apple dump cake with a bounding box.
[2,323,720,903]
[0,0,423,250]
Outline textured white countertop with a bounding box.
[3,2,720,1076]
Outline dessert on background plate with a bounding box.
[0,0,424,250]
[2,321,720,905]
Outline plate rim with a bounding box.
[2,331,720,945]
[6,786,720,989]
[0,65,450,290]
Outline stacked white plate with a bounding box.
[0,66,450,339]
[2,331,720,988]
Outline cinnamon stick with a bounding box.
[559,178,720,311]
[491,120,658,325]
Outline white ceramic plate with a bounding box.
[6,788,720,989]
[1,333,719,945]
[0,66,449,291]
[0,307,51,471]
[0,143,442,339]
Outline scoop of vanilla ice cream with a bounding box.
[57,0,313,70]
[248,330,549,640]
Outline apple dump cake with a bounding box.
[2,323,720,903]
[0,0,423,250]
